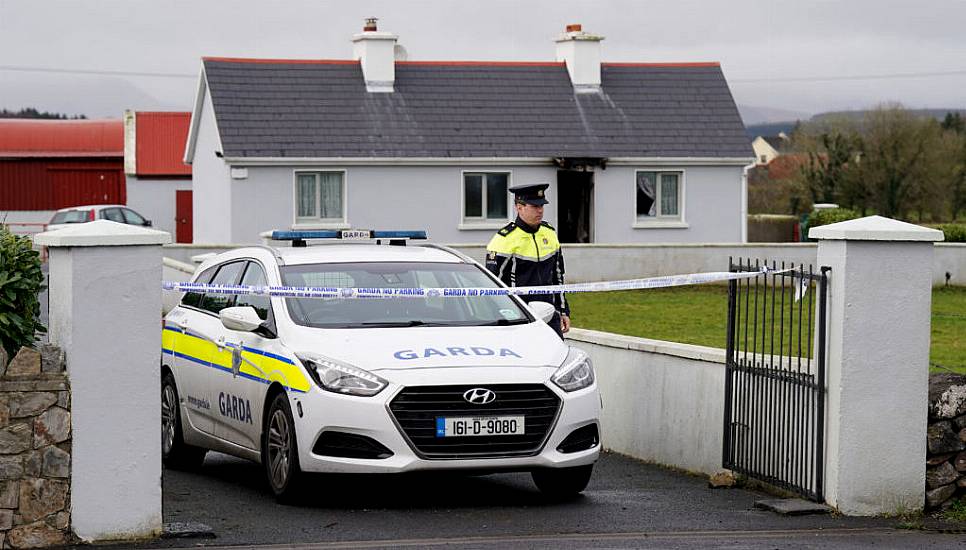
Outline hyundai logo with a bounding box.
[463,388,496,405]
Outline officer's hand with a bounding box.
[560,314,570,333]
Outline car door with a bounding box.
[187,260,248,437]
[120,207,148,226]
[100,207,125,223]
[164,264,219,436]
[214,260,280,450]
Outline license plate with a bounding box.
[436,416,525,437]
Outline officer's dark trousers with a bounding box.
[548,312,563,340]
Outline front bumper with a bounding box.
[290,380,601,474]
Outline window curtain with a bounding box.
[318,172,343,219]
[636,172,656,217]
[660,174,679,216]
[297,174,316,218]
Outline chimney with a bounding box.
[352,17,398,93]
[554,24,604,92]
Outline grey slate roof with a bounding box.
[203,59,752,159]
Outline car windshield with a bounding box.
[50,210,90,224]
[280,262,532,328]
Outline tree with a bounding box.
[800,131,860,205]
[854,106,943,220]
[0,107,86,119]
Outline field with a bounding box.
[568,285,966,374]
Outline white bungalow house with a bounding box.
[184,22,753,245]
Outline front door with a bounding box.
[556,170,594,243]
[175,190,193,243]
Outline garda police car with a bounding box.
[161,230,600,501]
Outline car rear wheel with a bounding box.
[262,392,303,502]
[161,372,207,470]
[531,464,594,498]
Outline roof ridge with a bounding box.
[603,62,720,68]
[202,57,718,68]
[203,56,358,65]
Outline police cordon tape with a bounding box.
[161,266,800,300]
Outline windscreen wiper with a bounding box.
[356,320,426,327]
[475,318,530,326]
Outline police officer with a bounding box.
[485,183,570,338]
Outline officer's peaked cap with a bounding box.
[509,182,550,205]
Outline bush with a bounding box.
[937,223,966,242]
[0,227,46,358]
[808,207,861,229]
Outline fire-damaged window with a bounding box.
[463,172,509,223]
[635,170,683,221]
[295,170,346,226]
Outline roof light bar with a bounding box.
[271,229,427,247]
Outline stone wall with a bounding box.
[927,374,966,509]
[0,346,71,548]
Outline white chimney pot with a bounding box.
[352,23,398,93]
[555,24,604,92]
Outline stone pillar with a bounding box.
[35,221,170,541]
[810,216,943,515]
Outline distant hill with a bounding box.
[745,121,799,139]
[745,108,966,138]
[737,104,811,126]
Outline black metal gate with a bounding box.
[722,258,830,501]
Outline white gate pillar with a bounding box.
[811,216,943,515]
[36,221,170,541]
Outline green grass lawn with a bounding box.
[568,285,966,374]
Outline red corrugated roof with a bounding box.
[0,119,123,158]
[134,112,192,176]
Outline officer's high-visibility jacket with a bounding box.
[485,218,569,315]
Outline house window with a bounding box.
[636,171,682,220]
[296,171,344,223]
[463,172,509,222]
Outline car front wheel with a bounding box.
[262,392,303,502]
[161,372,207,470]
[531,464,594,498]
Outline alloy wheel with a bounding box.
[268,408,291,490]
[161,383,177,455]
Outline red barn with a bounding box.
[0,119,124,235]
[124,111,193,242]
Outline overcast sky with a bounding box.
[1,0,964,124]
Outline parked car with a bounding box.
[47,204,152,231]
[160,230,601,501]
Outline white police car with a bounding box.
[161,230,600,501]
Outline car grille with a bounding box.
[388,384,561,459]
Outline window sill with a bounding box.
[291,221,350,230]
[458,221,510,231]
[632,220,689,229]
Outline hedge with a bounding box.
[0,227,46,358]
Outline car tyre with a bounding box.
[531,464,594,498]
[263,392,304,503]
[161,372,207,470]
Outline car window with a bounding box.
[121,208,146,225]
[101,208,124,223]
[50,210,90,224]
[280,262,530,328]
[181,265,218,308]
[235,262,271,321]
[199,261,246,314]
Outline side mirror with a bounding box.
[528,301,556,324]
[220,306,263,332]
[144,220,153,227]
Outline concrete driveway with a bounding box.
[122,451,966,549]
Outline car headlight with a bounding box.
[296,353,388,397]
[552,347,595,392]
